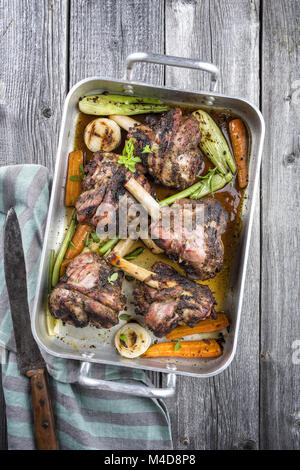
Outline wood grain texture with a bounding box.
[1,0,300,451]
[260,0,300,450]
[0,0,68,170]
[0,0,69,447]
[163,0,261,450]
[69,0,165,86]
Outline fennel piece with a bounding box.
[193,109,236,174]
[79,94,169,116]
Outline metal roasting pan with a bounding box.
[32,53,265,397]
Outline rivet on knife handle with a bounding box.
[26,368,59,450]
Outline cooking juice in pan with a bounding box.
[73,106,247,312]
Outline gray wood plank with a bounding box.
[69,0,164,87]
[163,0,261,450]
[0,0,69,448]
[260,0,300,450]
[0,0,68,171]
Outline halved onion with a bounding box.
[114,323,152,358]
[84,118,121,152]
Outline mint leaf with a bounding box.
[141,144,151,154]
[141,144,159,154]
[107,272,118,285]
[118,138,141,172]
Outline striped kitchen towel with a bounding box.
[0,165,172,450]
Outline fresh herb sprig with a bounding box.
[141,144,159,154]
[107,272,119,285]
[118,138,141,172]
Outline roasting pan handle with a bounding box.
[77,361,176,398]
[125,52,219,91]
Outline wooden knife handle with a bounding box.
[26,368,59,450]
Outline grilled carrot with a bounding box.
[165,313,229,340]
[59,223,90,276]
[65,150,84,206]
[65,223,90,259]
[142,340,222,358]
[229,119,248,189]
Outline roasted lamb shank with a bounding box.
[151,197,228,280]
[125,178,228,281]
[49,252,125,328]
[111,107,205,189]
[108,253,216,338]
[75,152,152,229]
[134,262,216,337]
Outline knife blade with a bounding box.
[4,208,45,374]
[4,207,58,450]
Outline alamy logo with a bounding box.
[94,194,205,242]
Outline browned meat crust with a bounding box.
[75,152,153,229]
[150,197,228,281]
[134,262,216,337]
[49,252,125,329]
[127,108,204,189]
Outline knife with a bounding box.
[4,208,59,450]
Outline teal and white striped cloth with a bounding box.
[0,165,172,450]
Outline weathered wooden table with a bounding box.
[0,0,299,450]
